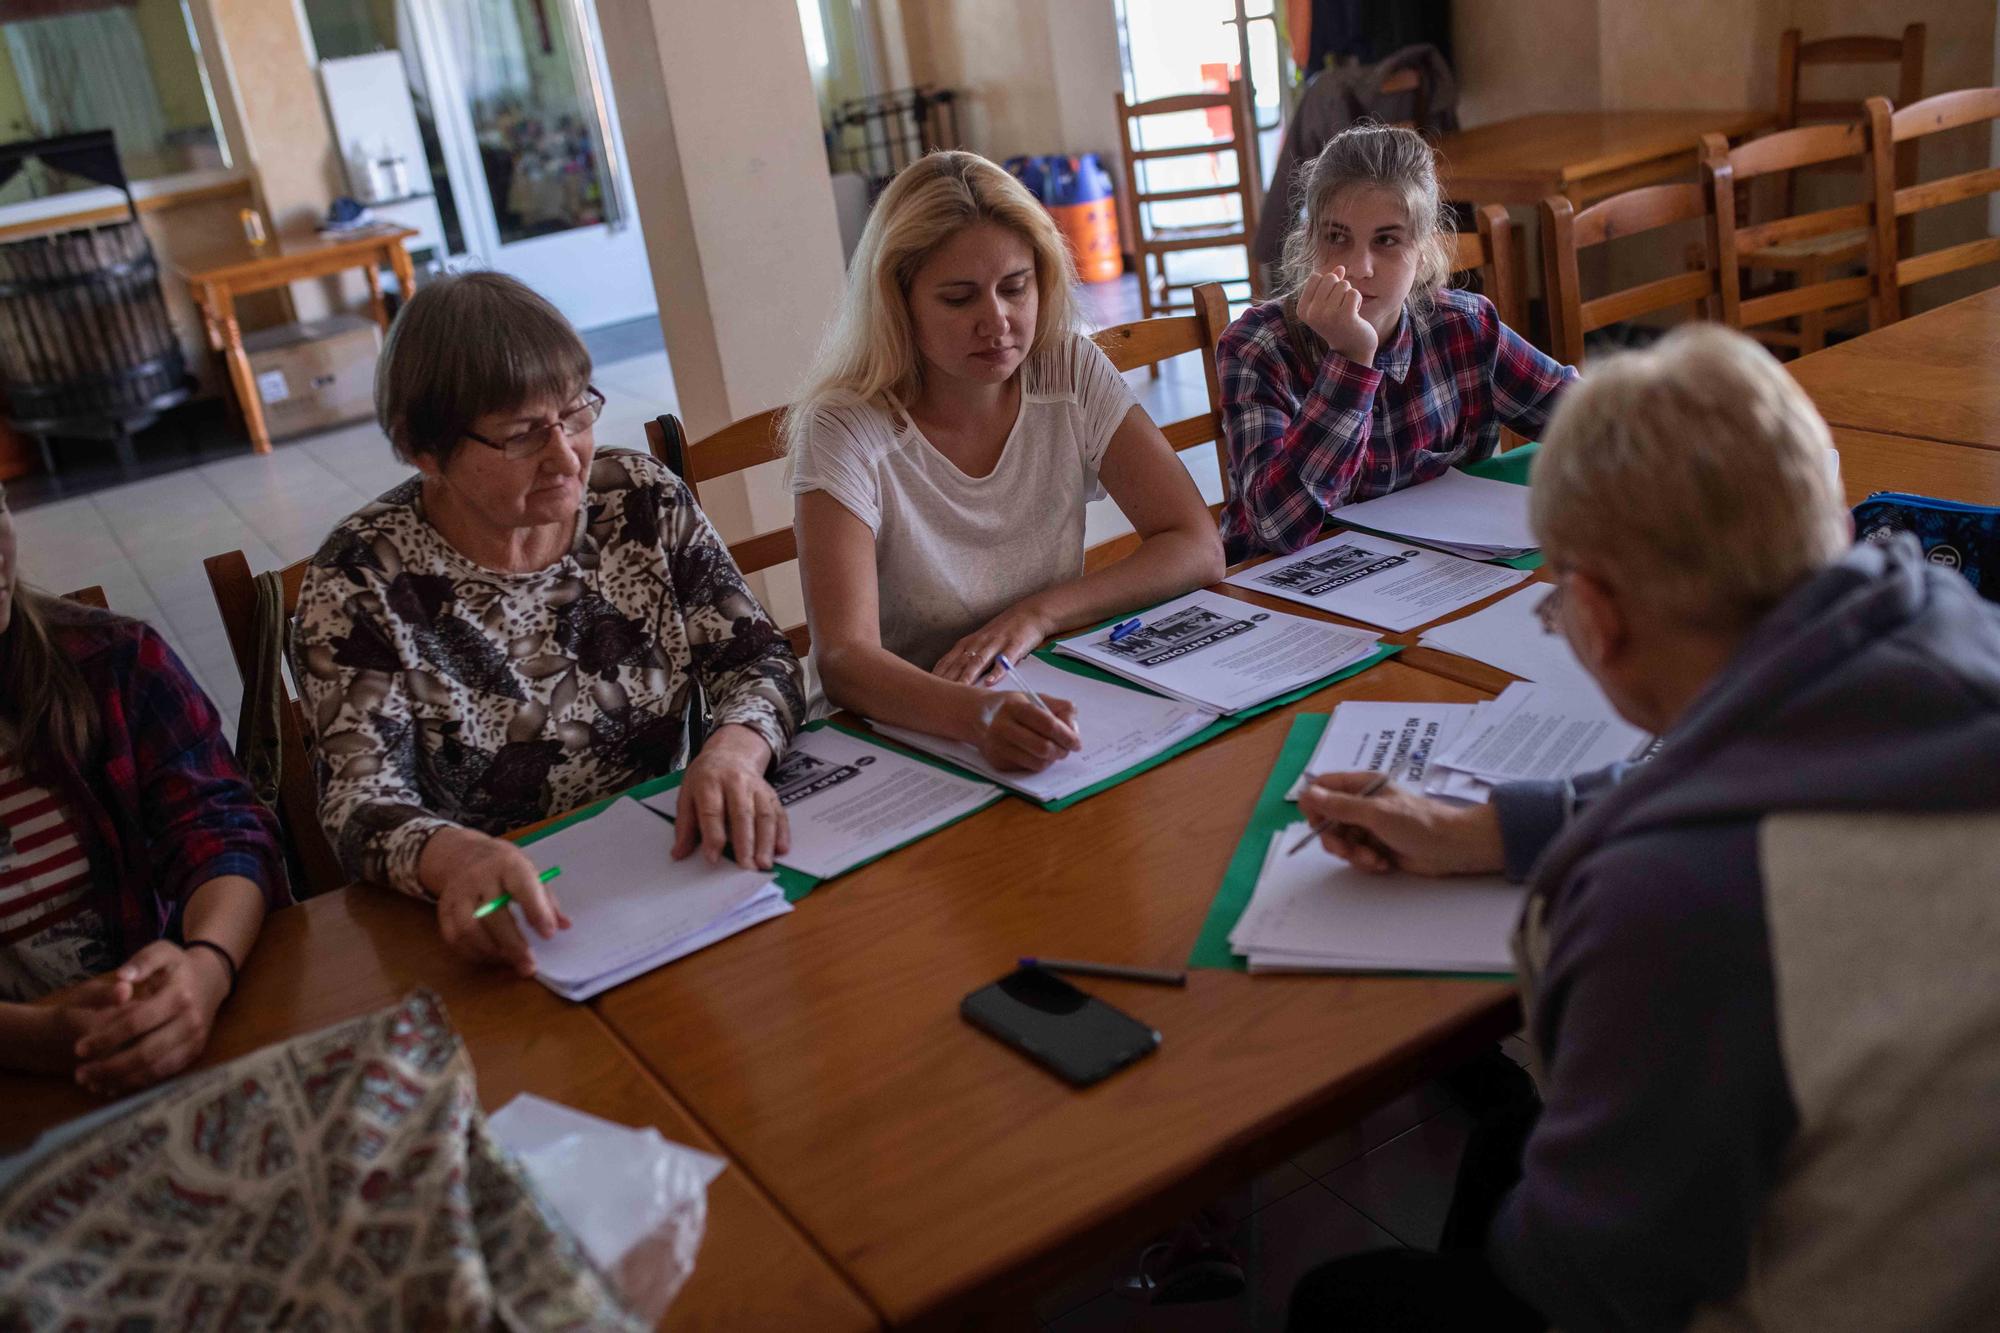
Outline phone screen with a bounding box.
[961,966,1161,1087]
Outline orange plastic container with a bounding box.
[1051,196,1122,284]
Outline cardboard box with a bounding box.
[243,314,381,440]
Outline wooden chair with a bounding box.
[1867,89,2000,326]
[204,551,346,897]
[1743,23,1924,354]
[1450,204,1527,339]
[1706,121,1882,356]
[62,585,108,609]
[1114,80,1266,320]
[1540,183,1719,366]
[644,410,810,657]
[1091,279,1232,494]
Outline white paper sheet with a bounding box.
[1230,825,1523,974]
[1327,469,1538,559]
[1415,584,1597,688]
[1432,681,1650,784]
[1284,701,1480,800]
[643,728,1002,879]
[869,656,1217,802]
[521,798,786,1001]
[1224,530,1529,632]
[1051,589,1382,713]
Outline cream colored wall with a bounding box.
[598,0,847,626]
[885,0,1122,163]
[1453,0,1601,123]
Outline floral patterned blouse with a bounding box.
[292,450,806,897]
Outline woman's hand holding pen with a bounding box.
[1300,265,1377,367]
[1298,772,1505,876]
[971,691,1080,772]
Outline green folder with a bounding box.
[1188,713,1328,970]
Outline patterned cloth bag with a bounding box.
[1854,492,2000,600]
[0,990,644,1332]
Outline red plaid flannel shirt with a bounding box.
[42,609,289,957]
[1218,288,1576,558]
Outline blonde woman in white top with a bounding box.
[790,151,1225,772]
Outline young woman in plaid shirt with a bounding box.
[1219,125,1577,560]
[0,485,287,1096]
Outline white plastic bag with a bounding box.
[488,1093,728,1324]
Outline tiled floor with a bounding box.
[9,279,1499,1323]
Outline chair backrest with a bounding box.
[1540,182,1719,366]
[1867,89,2000,325]
[644,410,808,656]
[1778,23,1925,130]
[1089,280,1233,502]
[1113,79,1266,311]
[1776,23,1925,221]
[204,549,346,897]
[1706,122,1881,339]
[1448,204,1526,337]
[62,585,108,609]
[1375,67,1426,130]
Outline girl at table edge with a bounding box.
[0,484,287,1095]
[1218,123,1577,561]
[789,150,1225,772]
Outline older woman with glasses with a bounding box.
[293,272,806,976]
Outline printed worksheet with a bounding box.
[1230,825,1523,974]
[643,727,1001,879]
[523,798,786,1001]
[1053,589,1382,713]
[1431,682,1651,784]
[1225,530,1528,631]
[869,656,1217,802]
[1285,701,1480,800]
[1327,469,1538,560]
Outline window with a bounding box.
[0,0,229,205]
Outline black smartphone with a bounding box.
[961,966,1162,1087]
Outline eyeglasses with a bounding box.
[464,387,605,460]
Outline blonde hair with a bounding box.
[1532,324,1850,632]
[1277,123,1453,311]
[785,151,1080,454]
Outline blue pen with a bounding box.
[993,653,1056,716]
[1109,617,1144,643]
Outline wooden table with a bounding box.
[1833,426,2000,506]
[1787,285,2000,451]
[1434,109,1777,207]
[176,226,417,455]
[594,660,1513,1327]
[0,888,879,1333]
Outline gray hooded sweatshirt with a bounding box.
[1485,536,2000,1332]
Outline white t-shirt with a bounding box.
[792,333,1139,668]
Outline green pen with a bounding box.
[473,866,562,919]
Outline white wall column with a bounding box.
[598,0,848,620]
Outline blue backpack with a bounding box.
[1853,492,2000,600]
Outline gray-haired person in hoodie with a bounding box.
[1287,323,2000,1332]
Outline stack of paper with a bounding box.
[1284,700,1480,800]
[1328,470,1538,561]
[522,798,789,1002]
[1051,589,1382,714]
[871,656,1216,803]
[1416,584,1594,688]
[1418,681,1651,804]
[1224,530,1528,631]
[1230,824,1523,973]
[641,727,1001,879]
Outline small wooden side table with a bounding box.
[177,225,417,454]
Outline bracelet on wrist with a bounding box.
[183,939,239,999]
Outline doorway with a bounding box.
[301,0,655,332]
